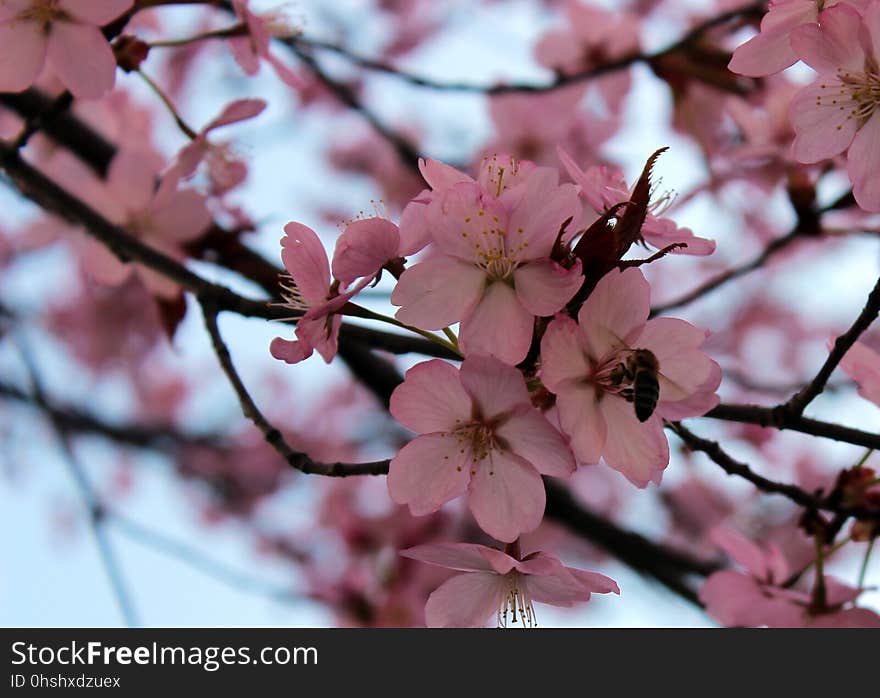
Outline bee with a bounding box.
[612,348,660,422]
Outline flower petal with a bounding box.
[539,314,590,390]
[424,572,507,628]
[392,257,485,330]
[578,267,650,358]
[459,281,534,365]
[400,543,502,573]
[468,451,545,542]
[847,110,880,212]
[0,20,47,92]
[599,396,669,487]
[280,222,330,305]
[459,354,530,418]
[47,22,117,98]
[387,433,472,516]
[390,359,472,434]
[494,406,575,478]
[513,259,583,317]
[554,382,606,465]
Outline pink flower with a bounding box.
[534,0,639,115]
[392,156,583,365]
[387,356,576,542]
[540,268,721,487]
[728,0,869,77]
[270,218,396,364]
[168,99,266,195]
[789,1,880,210]
[0,0,133,98]
[558,147,716,256]
[401,542,618,628]
[229,0,306,90]
[700,527,880,627]
[839,340,880,405]
[79,150,210,298]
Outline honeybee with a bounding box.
[611,348,660,422]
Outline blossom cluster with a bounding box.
[268,152,721,625]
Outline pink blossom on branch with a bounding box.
[839,340,880,405]
[540,267,721,487]
[0,0,133,98]
[401,542,618,628]
[167,99,267,196]
[270,217,401,364]
[700,527,880,627]
[392,156,583,365]
[789,1,880,210]
[728,0,870,77]
[387,356,576,542]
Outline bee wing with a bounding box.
[657,369,691,403]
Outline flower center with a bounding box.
[451,421,501,472]
[817,68,880,128]
[498,572,536,628]
[18,1,66,28]
[277,274,309,312]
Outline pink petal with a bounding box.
[296,314,340,363]
[790,4,866,74]
[58,0,133,25]
[568,568,621,595]
[513,259,583,317]
[105,150,157,212]
[494,406,576,478]
[47,22,117,98]
[429,182,510,262]
[554,382,606,465]
[459,354,530,418]
[280,222,330,305]
[709,527,770,579]
[387,433,472,516]
[847,111,880,212]
[392,257,485,330]
[424,572,507,628]
[539,314,590,391]
[389,359,472,434]
[790,81,860,163]
[0,21,47,92]
[700,571,804,627]
[636,317,716,401]
[641,217,716,256]
[523,565,592,607]
[331,217,400,287]
[506,169,580,259]
[578,268,649,359]
[204,98,266,133]
[839,340,880,405]
[400,543,502,573]
[459,281,534,365]
[270,335,313,364]
[728,21,801,77]
[419,158,472,191]
[468,450,545,542]
[398,196,433,256]
[148,188,211,243]
[599,396,668,487]
[807,608,880,628]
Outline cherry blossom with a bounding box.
[387,356,576,542]
[270,218,398,364]
[728,0,870,77]
[558,147,716,256]
[401,542,618,627]
[78,149,210,298]
[540,267,721,486]
[789,1,880,210]
[839,340,880,405]
[167,99,267,195]
[392,156,583,365]
[229,0,307,90]
[0,0,133,98]
[700,527,880,627]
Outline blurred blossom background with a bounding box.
[2,0,880,627]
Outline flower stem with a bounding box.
[345,305,462,357]
[136,70,198,140]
